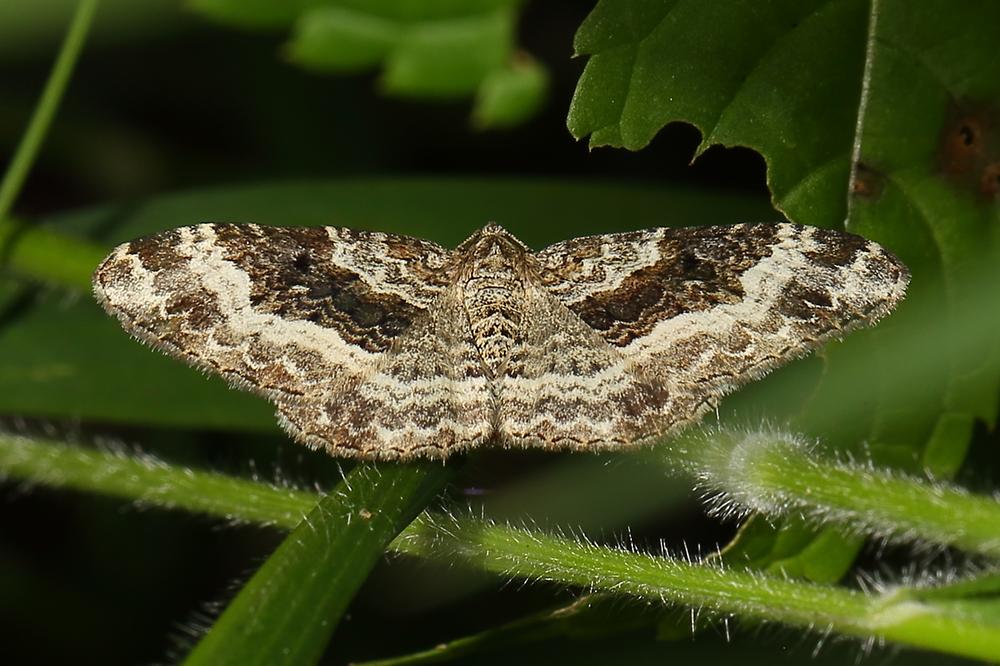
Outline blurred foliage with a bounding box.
[188,0,547,128]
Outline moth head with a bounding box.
[451,222,530,259]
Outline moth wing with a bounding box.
[293,287,494,460]
[497,285,671,451]
[535,223,909,437]
[93,223,464,456]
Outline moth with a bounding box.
[93,223,908,460]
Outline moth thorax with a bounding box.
[463,245,525,376]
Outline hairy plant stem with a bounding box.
[3,435,1000,661]
[663,429,1000,557]
[394,512,1000,661]
[0,435,314,527]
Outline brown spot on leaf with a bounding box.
[936,100,1000,200]
[851,162,885,200]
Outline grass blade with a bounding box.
[182,462,452,666]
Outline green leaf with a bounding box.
[0,178,775,431]
[568,0,866,229]
[0,216,105,289]
[380,8,510,97]
[722,517,861,584]
[479,448,690,532]
[843,0,1000,462]
[793,0,1000,561]
[0,287,279,432]
[287,7,400,72]
[291,4,514,98]
[472,55,548,129]
[569,0,1000,581]
[183,462,452,666]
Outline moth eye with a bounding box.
[293,253,311,272]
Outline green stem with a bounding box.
[665,429,1000,558]
[397,513,870,624]
[394,513,1000,662]
[183,462,452,666]
[756,443,1000,556]
[0,435,314,528]
[4,435,1000,662]
[0,0,99,220]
